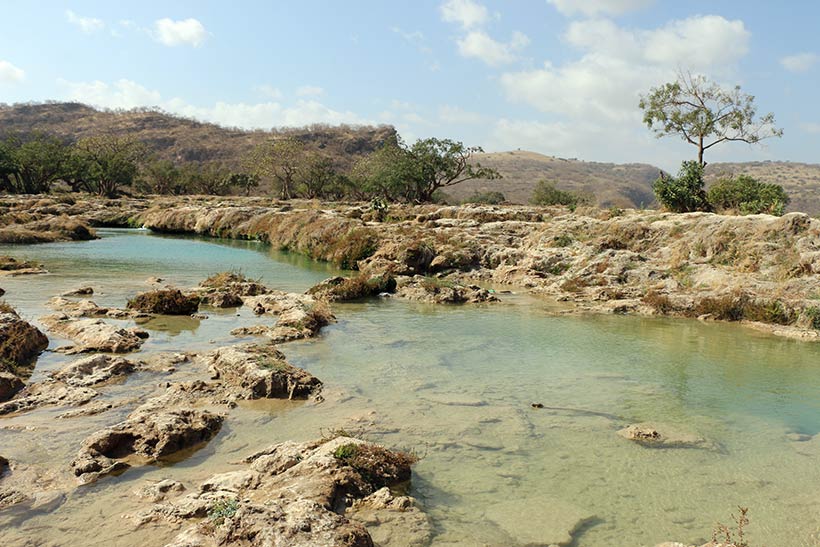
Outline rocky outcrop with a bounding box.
[395,277,498,304]
[50,354,137,387]
[40,315,145,353]
[47,296,150,319]
[133,437,421,547]
[0,256,47,275]
[195,271,271,308]
[233,292,335,343]
[127,289,200,315]
[0,372,24,402]
[307,274,397,302]
[0,382,98,415]
[71,405,224,484]
[206,344,322,400]
[0,310,49,373]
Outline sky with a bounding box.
[1,0,818,170]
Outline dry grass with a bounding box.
[333,442,417,488]
[200,270,250,289]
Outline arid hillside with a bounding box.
[0,102,397,170]
[454,151,662,209]
[707,161,820,216]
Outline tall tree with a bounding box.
[74,135,147,197]
[142,159,182,195]
[0,133,70,194]
[246,138,306,200]
[405,138,501,202]
[640,71,783,166]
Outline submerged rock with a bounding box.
[62,286,94,296]
[234,292,335,343]
[349,487,433,547]
[207,344,322,400]
[71,406,224,484]
[47,296,149,320]
[618,423,712,449]
[0,382,98,415]
[486,497,594,547]
[127,289,200,315]
[40,315,145,353]
[0,256,47,276]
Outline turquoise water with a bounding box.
[1,230,820,547]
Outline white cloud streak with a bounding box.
[547,0,653,17]
[457,30,529,66]
[440,0,490,29]
[153,18,208,47]
[0,60,26,85]
[66,9,104,33]
[781,52,818,73]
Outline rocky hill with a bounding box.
[0,102,397,171]
[454,150,661,208]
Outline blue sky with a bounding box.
[1,0,818,169]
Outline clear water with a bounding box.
[1,230,820,547]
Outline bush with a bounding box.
[530,181,591,210]
[707,174,789,215]
[462,191,506,205]
[333,442,417,488]
[653,161,711,213]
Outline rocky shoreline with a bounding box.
[3,194,818,339]
[0,194,808,546]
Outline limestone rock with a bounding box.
[618,423,712,449]
[206,344,322,400]
[0,372,24,402]
[50,354,137,387]
[0,382,98,415]
[0,311,49,370]
[40,315,144,353]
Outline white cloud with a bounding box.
[440,0,489,29]
[58,78,369,129]
[253,84,283,100]
[643,15,749,68]
[801,122,820,134]
[548,0,653,17]
[296,85,324,98]
[781,52,818,73]
[0,60,25,84]
[457,30,529,66]
[153,18,208,47]
[502,15,749,123]
[66,10,104,33]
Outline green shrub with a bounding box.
[707,174,789,215]
[530,181,591,210]
[208,497,238,525]
[653,161,711,213]
[462,191,506,205]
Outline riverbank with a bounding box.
[3,194,819,340]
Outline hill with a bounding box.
[706,161,820,216]
[0,102,397,171]
[454,150,661,208]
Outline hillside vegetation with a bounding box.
[0,102,397,171]
[707,161,820,216]
[446,151,661,209]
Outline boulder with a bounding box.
[71,406,224,484]
[127,289,200,315]
[206,344,322,400]
[0,310,49,369]
[40,315,145,353]
[307,274,397,302]
[0,372,24,402]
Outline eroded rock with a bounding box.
[396,277,498,304]
[618,423,713,449]
[47,297,150,320]
[135,437,420,547]
[127,289,200,315]
[0,310,49,373]
[233,292,334,343]
[40,315,145,353]
[206,344,322,400]
[307,274,397,302]
[50,354,137,387]
[71,406,224,484]
[0,382,98,416]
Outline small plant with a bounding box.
[711,506,751,547]
[552,234,573,247]
[333,442,418,488]
[802,307,820,330]
[208,497,239,526]
[530,180,592,209]
[462,191,506,205]
[642,290,674,314]
[333,442,359,461]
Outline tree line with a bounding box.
[0,131,499,202]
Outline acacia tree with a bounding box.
[639,71,783,166]
[74,135,147,197]
[246,138,306,200]
[0,133,70,194]
[406,138,501,202]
